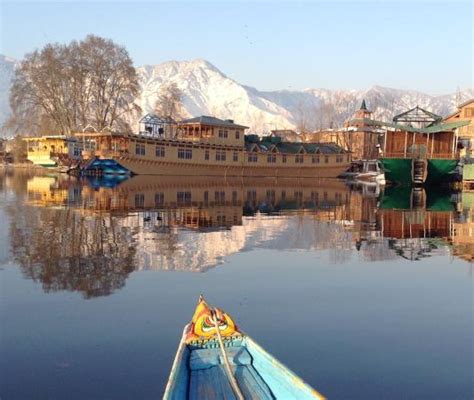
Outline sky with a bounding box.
[0,1,472,95]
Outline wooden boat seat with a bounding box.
[189,347,275,399]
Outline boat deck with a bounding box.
[189,346,274,400]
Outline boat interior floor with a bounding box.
[189,346,275,400]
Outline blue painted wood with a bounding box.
[165,331,325,399]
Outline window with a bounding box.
[248,153,258,162]
[312,155,320,164]
[216,150,226,161]
[247,190,256,201]
[215,191,225,204]
[267,154,276,163]
[232,191,238,205]
[204,191,209,205]
[233,151,239,162]
[135,193,145,208]
[336,155,343,163]
[266,190,275,202]
[235,130,240,139]
[281,190,286,201]
[346,155,350,162]
[178,148,192,159]
[155,146,165,157]
[282,154,287,163]
[324,156,329,163]
[155,192,164,207]
[73,146,81,157]
[205,150,210,160]
[295,154,304,163]
[218,129,228,138]
[311,191,319,205]
[135,143,146,156]
[177,191,192,205]
[294,191,303,203]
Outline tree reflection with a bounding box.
[8,204,137,298]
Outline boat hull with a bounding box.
[94,156,350,178]
[381,158,457,186]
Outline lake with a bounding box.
[0,170,472,399]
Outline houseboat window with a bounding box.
[218,130,228,138]
[155,146,165,157]
[248,153,258,162]
[233,151,238,162]
[155,192,164,206]
[267,154,276,163]
[282,154,287,163]
[266,190,275,202]
[295,154,304,163]
[135,143,146,156]
[135,193,145,208]
[205,150,210,160]
[324,156,329,163]
[235,130,240,139]
[294,191,303,203]
[216,150,226,161]
[177,191,192,206]
[215,191,225,204]
[247,190,256,201]
[178,148,192,159]
[312,156,320,164]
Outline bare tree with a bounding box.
[6,35,141,136]
[154,82,185,120]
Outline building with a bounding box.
[443,99,474,157]
[343,99,382,160]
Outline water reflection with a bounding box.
[2,170,473,297]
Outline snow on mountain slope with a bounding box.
[1,54,472,135]
[136,59,473,132]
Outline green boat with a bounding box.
[164,297,325,400]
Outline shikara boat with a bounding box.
[164,296,325,399]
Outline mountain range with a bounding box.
[1,55,472,135]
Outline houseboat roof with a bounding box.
[23,135,78,141]
[179,116,248,129]
[392,106,443,124]
[245,135,347,154]
[348,118,470,134]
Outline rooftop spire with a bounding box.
[360,99,368,111]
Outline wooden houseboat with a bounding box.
[24,135,82,168]
[348,105,470,185]
[74,115,351,178]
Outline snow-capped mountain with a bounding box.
[1,55,472,134]
[137,60,472,132]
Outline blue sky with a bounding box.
[1,1,472,94]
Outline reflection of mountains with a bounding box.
[5,172,472,297]
[22,175,375,274]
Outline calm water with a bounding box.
[0,170,472,399]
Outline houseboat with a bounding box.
[347,104,470,186]
[74,115,351,178]
[24,135,82,169]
